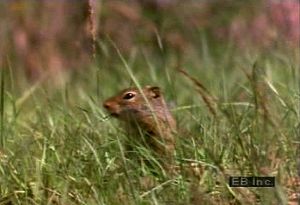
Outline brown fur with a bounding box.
[103,86,176,166]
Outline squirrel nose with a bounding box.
[103,101,111,110]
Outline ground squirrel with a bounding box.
[103,86,177,166]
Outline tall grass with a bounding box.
[0,42,299,204]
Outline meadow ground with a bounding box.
[0,42,299,204]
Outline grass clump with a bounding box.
[0,45,299,204]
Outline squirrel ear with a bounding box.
[146,86,161,98]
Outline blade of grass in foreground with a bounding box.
[0,67,4,147]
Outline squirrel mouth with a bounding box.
[110,113,119,118]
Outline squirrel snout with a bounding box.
[103,101,114,111]
[103,101,111,110]
[103,101,120,117]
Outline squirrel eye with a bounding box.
[123,92,135,100]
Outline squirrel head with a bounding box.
[103,86,163,119]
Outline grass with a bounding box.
[0,41,299,204]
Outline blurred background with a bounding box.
[0,0,299,83]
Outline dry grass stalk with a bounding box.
[178,68,218,117]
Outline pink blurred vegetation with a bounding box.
[224,0,300,48]
[0,0,298,81]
